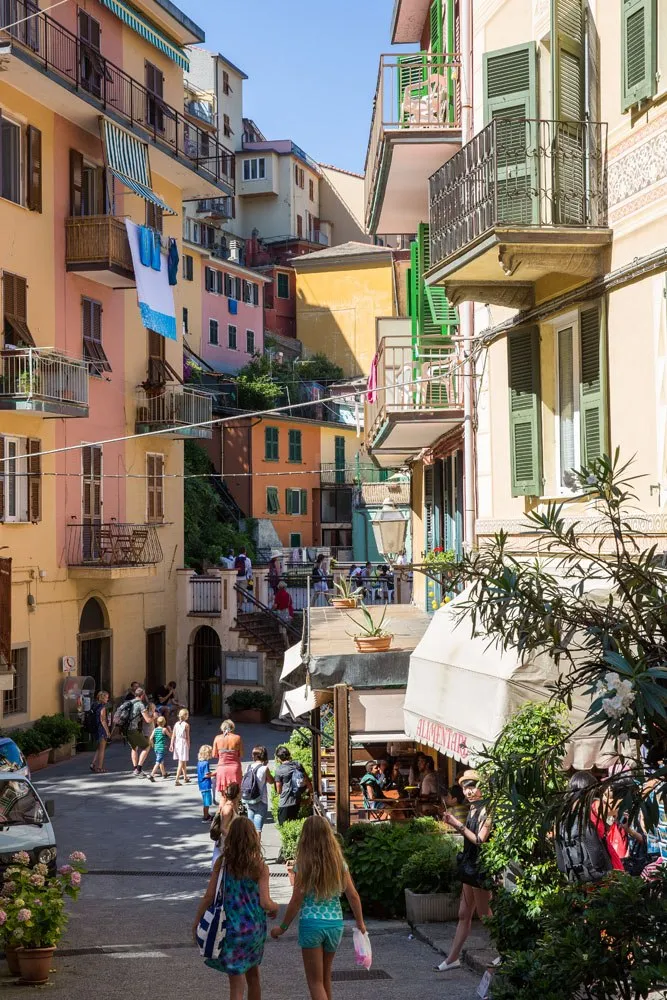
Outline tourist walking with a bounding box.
[90,691,111,774]
[274,746,312,824]
[148,715,171,781]
[126,687,154,776]
[171,708,191,785]
[271,815,367,1000]
[211,782,241,868]
[268,556,281,595]
[437,769,493,972]
[197,744,216,821]
[273,581,294,622]
[213,720,243,795]
[241,746,275,837]
[555,771,617,881]
[193,816,278,1000]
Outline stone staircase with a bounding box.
[232,585,303,657]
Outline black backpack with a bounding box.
[241,763,262,803]
[555,821,613,884]
[83,705,98,736]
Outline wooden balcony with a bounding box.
[65,216,135,288]
[365,52,462,235]
[427,118,612,309]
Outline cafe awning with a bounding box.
[100,118,177,215]
[280,642,305,683]
[403,593,612,769]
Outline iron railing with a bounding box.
[189,575,222,615]
[366,331,462,447]
[136,386,213,438]
[0,0,234,191]
[65,215,133,274]
[0,349,88,406]
[365,52,461,228]
[319,463,356,486]
[67,522,162,567]
[196,198,234,218]
[429,118,608,268]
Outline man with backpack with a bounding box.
[235,548,253,611]
[115,687,154,776]
[274,746,312,825]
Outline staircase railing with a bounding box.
[234,584,302,643]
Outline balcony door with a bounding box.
[78,597,111,694]
[82,445,102,561]
[78,9,102,98]
[145,62,165,133]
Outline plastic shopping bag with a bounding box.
[353,928,372,970]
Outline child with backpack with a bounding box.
[241,746,274,837]
[198,745,216,822]
[271,815,366,1000]
[170,708,191,786]
[147,716,172,782]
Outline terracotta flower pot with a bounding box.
[26,750,50,773]
[17,946,55,985]
[4,946,21,976]
[330,598,357,609]
[229,709,265,725]
[353,635,393,653]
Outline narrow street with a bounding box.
[2,720,480,999]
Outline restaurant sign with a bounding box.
[415,717,470,763]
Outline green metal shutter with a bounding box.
[334,436,345,484]
[429,0,443,53]
[508,327,543,496]
[621,0,657,111]
[285,489,293,515]
[397,54,428,121]
[409,240,419,345]
[483,44,539,225]
[423,466,434,553]
[551,0,586,225]
[300,490,308,515]
[579,302,608,467]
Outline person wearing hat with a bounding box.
[272,580,294,623]
[436,769,493,973]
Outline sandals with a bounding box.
[89,764,100,773]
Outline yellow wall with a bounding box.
[295,258,395,378]
[319,424,362,469]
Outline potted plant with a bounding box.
[1,850,86,984]
[400,836,461,923]
[12,729,50,772]
[346,603,394,652]
[277,818,305,885]
[329,578,363,609]
[33,715,82,764]
[225,689,273,724]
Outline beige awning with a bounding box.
[349,689,407,737]
[279,684,332,722]
[280,642,305,683]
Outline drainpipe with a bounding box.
[460,0,476,550]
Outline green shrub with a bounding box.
[13,728,50,756]
[33,714,82,748]
[277,818,306,862]
[399,835,460,894]
[226,690,273,713]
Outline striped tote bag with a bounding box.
[196,866,227,959]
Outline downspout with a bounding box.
[460,0,476,550]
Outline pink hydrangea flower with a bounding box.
[69,852,86,863]
[29,874,45,887]
[34,863,49,877]
[0,910,7,925]
[16,908,31,923]
[33,899,42,908]
[12,852,30,866]
[2,882,15,895]
[70,872,81,887]
[58,865,73,875]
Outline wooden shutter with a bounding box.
[70,149,83,216]
[424,466,434,552]
[0,556,10,669]
[508,327,542,497]
[216,271,223,294]
[26,126,42,213]
[621,0,657,111]
[285,488,293,515]
[300,490,308,515]
[82,445,102,522]
[551,0,585,225]
[27,438,41,522]
[483,44,539,225]
[429,0,443,52]
[147,454,164,521]
[0,437,4,521]
[579,302,608,467]
[2,272,15,319]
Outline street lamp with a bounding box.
[371,496,407,563]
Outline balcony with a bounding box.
[319,463,356,486]
[65,216,135,287]
[67,522,162,579]
[365,53,461,235]
[0,349,88,417]
[188,575,222,616]
[427,118,611,310]
[0,1,234,198]
[135,385,213,439]
[365,320,463,469]
[196,198,234,220]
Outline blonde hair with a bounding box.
[96,690,109,702]
[222,816,263,881]
[295,816,347,901]
[221,719,235,733]
[178,708,189,721]
[156,716,167,728]
[199,744,212,760]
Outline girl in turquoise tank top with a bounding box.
[271,816,367,1000]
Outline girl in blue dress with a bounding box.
[194,816,278,999]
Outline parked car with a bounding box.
[0,777,56,871]
[0,737,30,779]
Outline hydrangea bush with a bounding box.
[0,851,86,949]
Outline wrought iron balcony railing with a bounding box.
[196,198,234,218]
[0,348,88,413]
[67,522,162,567]
[136,385,213,438]
[429,118,608,269]
[319,463,356,486]
[0,0,234,191]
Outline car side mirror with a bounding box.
[44,800,55,818]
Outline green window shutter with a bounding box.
[288,430,301,462]
[508,327,542,497]
[579,302,608,467]
[406,266,412,322]
[334,436,345,484]
[300,489,308,514]
[483,44,539,226]
[285,488,293,515]
[621,0,657,111]
[397,54,428,120]
[429,0,443,53]
[409,240,419,344]
[265,427,278,461]
[551,0,586,225]
[424,466,434,553]
[424,286,459,329]
[266,487,279,514]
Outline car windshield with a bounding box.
[0,781,45,826]
[0,743,25,772]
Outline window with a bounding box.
[334,435,346,483]
[146,453,164,521]
[266,486,280,514]
[321,489,352,524]
[205,266,216,292]
[265,426,279,461]
[621,0,657,110]
[3,272,34,346]
[296,214,303,238]
[243,157,265,181]
[1,115,22,205]
[209,319,219,345]
[309,178,314,201]
[294,164,305,188]
[224,273,233,297]
[277,272,290,299]
[182,307,188,334]
[252,283,259,306]
[234,277,242,301]
[3,647,27,717]
[82,297,111,374]
[225,654,259,683]
[223,114,233,138]
[183,254,194,281]
[228,324,237,349]
[0,436,41,523]
[145,61,165,132]
[289,532,301,548]
[285,488,308,515]
[246,329,255,355]
[222,70,231,95]
[288,429,302,463]
[146,201,163,234]
[216,271,224,295]
[78,9,102,97]
[242,280,251,304]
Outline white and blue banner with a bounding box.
[126,220,177,341]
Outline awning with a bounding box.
[100,118,177,215]
[279,684,332,722]
[349,689,407,737]
[403,593,613,770]
[98,0,190,70]
[280,642,305,683]
[351,733,409,745]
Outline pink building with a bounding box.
[200,260,267,373]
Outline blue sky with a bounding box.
[180,0,401,174]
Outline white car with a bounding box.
[0,777,57,872]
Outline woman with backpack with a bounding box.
[241,746,275,837]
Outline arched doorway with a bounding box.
[188,626,222,715]
[78,598,112,694]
